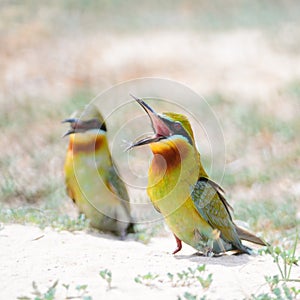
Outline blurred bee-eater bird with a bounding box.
[129,95,267,255]
[63,104,132,238]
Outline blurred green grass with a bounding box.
[1,0,300,32]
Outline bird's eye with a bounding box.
[173,122,181,131]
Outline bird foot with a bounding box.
[206,250,214,257]
[204,248,214,257]
[119,229,126,240]
[172,234,182,254]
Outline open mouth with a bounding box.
[128,94,171,148]
[62,118,80,137]
[62,118,106,137]
[129,134,166,148]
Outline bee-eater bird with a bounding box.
[63,104,132,238]
[129,95,267,255]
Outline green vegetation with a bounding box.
[67,284,92,300]
[260,235,299,283]
[168,265,213,289]
[132,222,165,244]
[17,281,93,300]
[234,198,299,234]
[17,281,59,300]
[135,265,213,290]
[250,276,300,300]
[249,234,300,300]
[99,269,112,290]
[178,292,207,300]
[0,207,89,231]
[1,1,300,32]
[284,79,300,100]
[134,272,159,286]
[174,266,212,300]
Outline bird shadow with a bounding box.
[79,228,253,267]
[85,229,124,241]
[174,251,252,266]
[85,228,138,242]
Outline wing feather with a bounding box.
[106,166,131,218]
[191,177,234,233]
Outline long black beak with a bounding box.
[127,94,171,150]
[130,94,156,114]
[62,118,78,124]
[61,118,78,137]
[62,117,107,138]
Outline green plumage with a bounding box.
[131,97,267,255]
[63,105,132,237]
[191,178,250,253]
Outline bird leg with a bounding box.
[172,234,182,254]
[119,229,126,241]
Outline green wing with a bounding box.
[191,177,240,244]
[107,165,131,217]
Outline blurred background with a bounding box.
[0,0,299,243]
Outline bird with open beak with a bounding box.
[129,95,267,255]
[63,104,132,238]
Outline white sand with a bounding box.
[1,224,298,300]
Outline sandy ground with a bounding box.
[1,224,299,300]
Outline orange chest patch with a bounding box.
[150,139,189,174]
[69,135,104,154]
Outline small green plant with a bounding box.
[134,272,159,286]
[178,292,207,300]
[168,265,213,289]
[62,283,92,300]
[99,269,112,290]
[74,285,93,300]
[18,281,93,300]
[249,279,300,300]
[259,234,299,282]
[250,233,300,299]
[134,265,213,293]
[18,280,58,300]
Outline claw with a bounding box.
[205,248,214,257]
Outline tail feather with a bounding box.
[235,225,268,246]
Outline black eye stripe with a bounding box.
[100,122,107,132]
[73,119,107,132]
[162,118,193,145]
